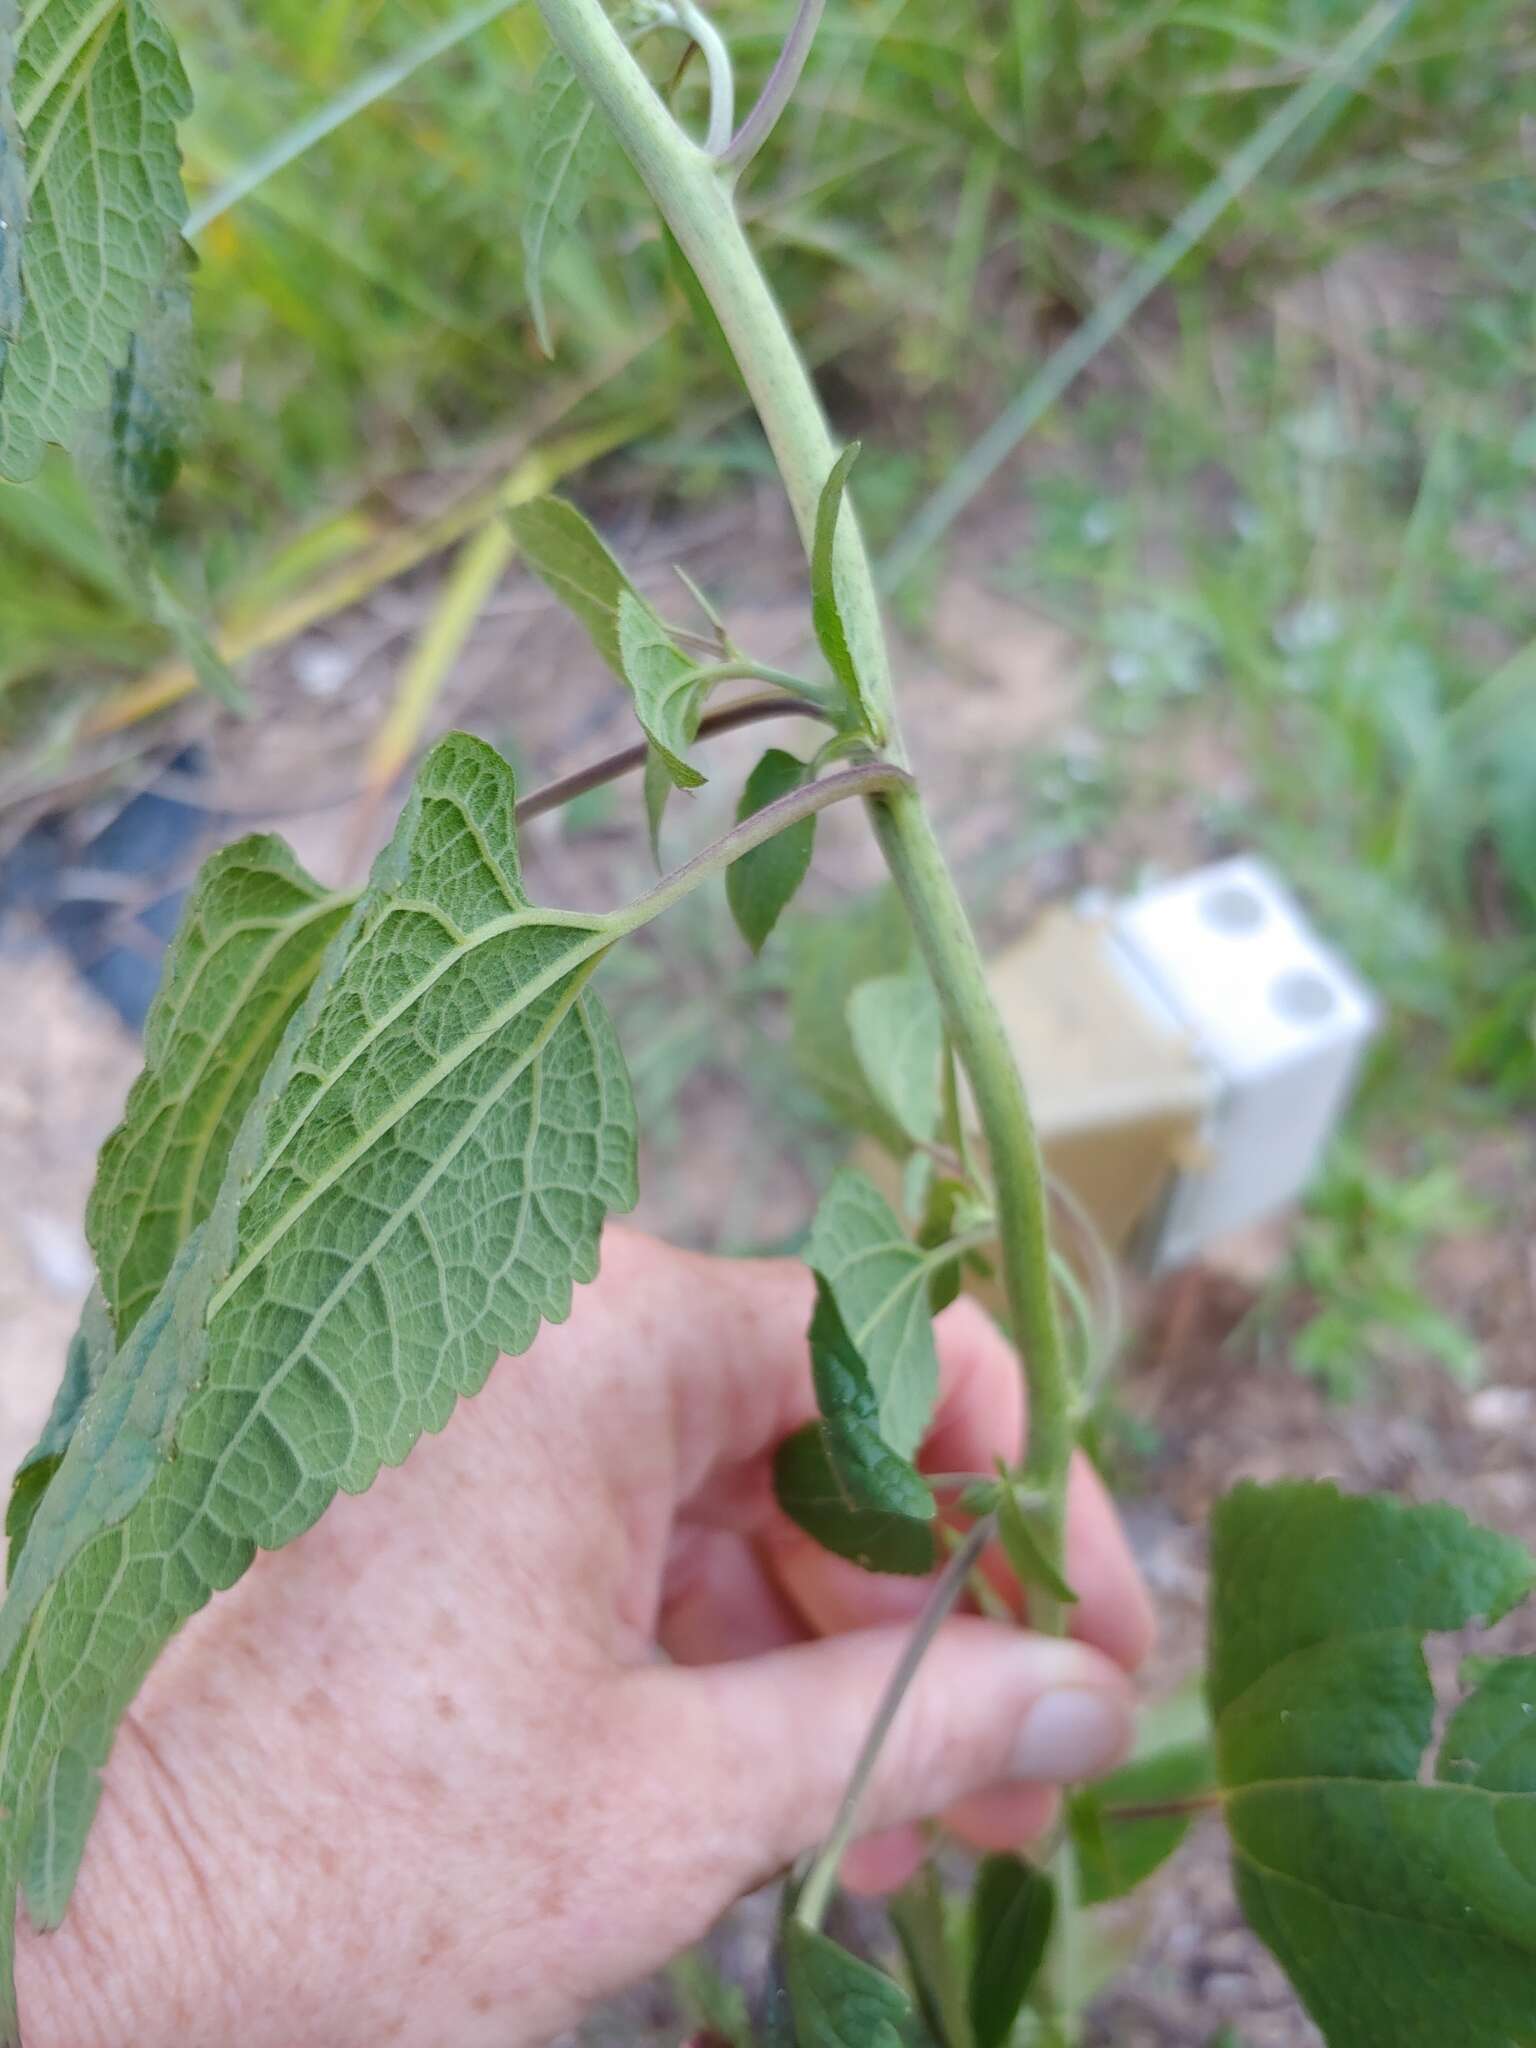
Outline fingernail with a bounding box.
[1010,1688,1131,1783]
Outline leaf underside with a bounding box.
[808,1168,939,1463]
[1209,1480,1536,2048]
[0,734,638,2039]
[788,890,914,1148]
[0,0,191,479]
[616,586,706,789]
[847,963,942,1145]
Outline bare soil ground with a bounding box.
[2,482,1531,2047]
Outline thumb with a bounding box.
[626,1617,1134,1901]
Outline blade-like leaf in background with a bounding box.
[847,962,942,1144]
[726,746,815,954]
[967,1852,1055,2048]
[85,834,352,1344]
[0,0,191,479]
[1209,1480,1536,2048]
[808,1167,940,1461]
[520,47,605,356]
[617,587,706,789]
[0,734,639,2039]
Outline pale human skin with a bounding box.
[17,1227,1153,2048]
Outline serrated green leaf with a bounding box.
[520,48,604,356]
[782,1919,918,2048]
[507,493,640,678]
[617,587,706,790]
[808,1168,940,1462]
[727,747,815,954]
[4,1288,112,1581]
[85,833,352,1345]
[774,1275,935,1575]
[0,0,191,480]
[967,1853,1054,2048]
[773,1425,934,1577]
[996,1481,1077,1608]
[789,891,914,1146]
[0,733,638,2035]
[1067,1683,1214,1905]
[810,442,870,730]
[1209,1480,1536,2048]
[847,963,942,1145]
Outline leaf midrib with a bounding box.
[18,0,120,146]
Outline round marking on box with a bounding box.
[1201,883,1266,934]
[1271,968,1338,1023]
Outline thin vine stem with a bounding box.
[794,1515,996,1933]
[720,0,826,169]
[514,691,833,825]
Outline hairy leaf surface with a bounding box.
[1210,1481,1536,2048]
[847,962,942,1144]
[507,493,640,677]
[810,442,870,730]
[782,1920,917,2047]
[520,48,603,355]
[0,734,638,2036]
[808,1168,940,1461]
[0,0,191,478]
[617,587,706,789]
[86,833,351,1344]
[726,747,814,954]
[774,1277,935,1576]
[968,1853,1054,2048]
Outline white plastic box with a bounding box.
[1104,855,1379,1268]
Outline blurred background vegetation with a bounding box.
[1,0,1533,1398]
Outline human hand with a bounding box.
[18,1227,1152,2048]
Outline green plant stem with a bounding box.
[721,0,826,169]
[794,1515,996,1933]
[871,783,1075,1594]
[529,0,1078,1597]
[514,690,833,824]
[532,0,900,752]
[671,0,734,154]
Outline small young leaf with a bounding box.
[847,962,943,1144]
[773,1425,933,1578]
[520,49,605,356]
[1210,1480,1536,2048]
[507,493,642,677]
[0,734,639,2035]
[967,1853,1055,2048]
[0,0,191,479]
[1067,1685,1215,1905]
[810,442,871,729]
[782,1918,919,2047]
[809,1168,940,1461]
[916,1173,970,1314]
[996,1481,1077,1608]
[617,586,706,790]
[789,890,914,1145]
[85,834,351,1343]
[726,747,815,954]
[642,741,673,863]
